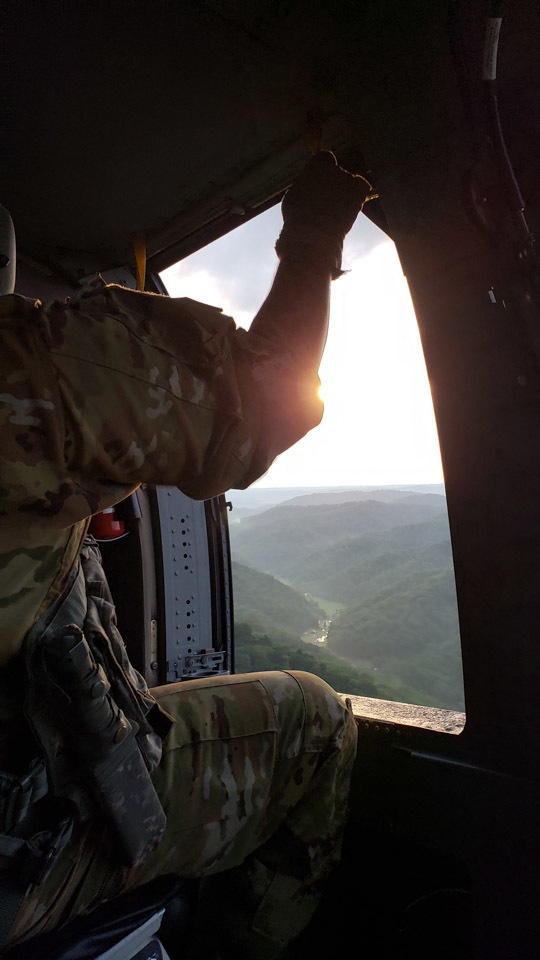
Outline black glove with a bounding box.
[275,151,372,279]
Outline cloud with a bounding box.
[162,207,282,319]
[342,212,389,268]
[162,204,388,322]
[161,266,253,329]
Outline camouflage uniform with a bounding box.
[0,283,357,958]
[0,284,323,664]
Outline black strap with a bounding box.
[0,816,74,955]
[0,875,26,956]
[0,834,38,956]
[0,758,52,951]
[0,759,48,834]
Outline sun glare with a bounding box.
[162,207,444,486]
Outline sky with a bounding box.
[161,205,444,488]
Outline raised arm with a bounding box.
[1,154,369,522]
[250,151,370,369]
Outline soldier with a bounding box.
[0,153,369,959]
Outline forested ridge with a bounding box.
[232,561,324,641]
[229,489,464,711]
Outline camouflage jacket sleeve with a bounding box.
[1,283,323,516]
[1,285,323,661]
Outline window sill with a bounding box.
[343,694,465,735]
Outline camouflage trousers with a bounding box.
[10,670,357,959]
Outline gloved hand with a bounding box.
[275,151,372,279]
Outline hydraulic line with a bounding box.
[482,3,530,246]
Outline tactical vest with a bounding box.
[0,537,172,942]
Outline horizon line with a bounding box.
[242,481,446,490]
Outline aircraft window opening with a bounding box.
[161,205,465,735]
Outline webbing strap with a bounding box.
[0,875,25,956]
[0,759,48,834]
[0,836,32,951]
[0,816,74,953]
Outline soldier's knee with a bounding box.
[283,669,344,702]
[286,670,356,738]
[257,669,356,760]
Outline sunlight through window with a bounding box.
[162,207,465,721]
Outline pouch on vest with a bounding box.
[22,537,172,868]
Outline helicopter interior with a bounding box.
[4,1,540,957]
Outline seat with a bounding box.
[3,875,198,960]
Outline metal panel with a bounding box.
[155,487,227,681]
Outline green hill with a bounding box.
[229,498,445,581]
[232,561,325,641]
[229,489,464,711]
[288,517,453,604]
[327,568,463,709]
[233,622,438,705]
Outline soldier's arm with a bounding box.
[1,154,367,520]
[230,151,369,483]
[250,150,368,367]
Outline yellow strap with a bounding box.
[134,233,146,291]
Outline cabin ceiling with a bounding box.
[4,0,540,284]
